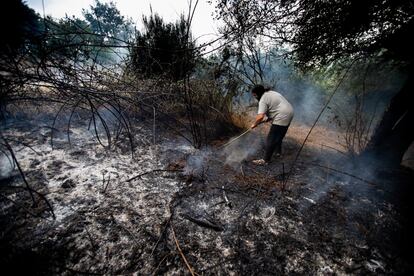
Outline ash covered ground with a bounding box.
[0,111,412,275]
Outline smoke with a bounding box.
[183,148,212,176]
[222,131,263,167]
[265,59,326,126]
[94,105,121,135]
[257,58,409,208]
[178,130,264,176]
[0,154,14,179]
[233,55,327,127]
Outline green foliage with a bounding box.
[38,17,92,63]
[80,0,134,64]
[128,14,197,81]
[82,0,134,44]
[1,1,42,113]
[0,0,134,66]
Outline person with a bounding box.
[250,85,294,165]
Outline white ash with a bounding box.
[1,115,408,274]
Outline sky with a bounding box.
[25,0,222,48]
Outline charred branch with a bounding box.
[126,169,183,182]
[182,213,224,232]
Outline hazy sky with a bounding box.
[25,0,221,47]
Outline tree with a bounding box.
[216,0,414,168]
[0,0,41,59]
[128,13,197,81]
[0,1,42,118]
[82,0,135,64]
[83,0,134,44]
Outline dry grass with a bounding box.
[229,112,252,130]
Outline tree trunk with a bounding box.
[362,67,414,168]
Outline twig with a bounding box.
[4,138,42,156]
[1,135,36,203]
[281,162,286,192]
[210,200,227,208]
[126,169,182,182]
[63,266,103,275]
[171,224,196,276]
[320,143,347,155]
[50,102,67,149]
[84,224,98,251]
[67,99,81,147]
[222,185,232,208]
[102,173,111,193]
[110,214,141,245]
[326,164,330,184]
[1,184,56,219]
[286,61,354,183]
[298,161,376,186]
[150,216,172,257]
[153,106,156,145]
[86,96,111,149]
[182,214,224,232]
[151,253,172,276]
[0,193,38,218]
[218,122,264,149]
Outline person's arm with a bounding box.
[251,113,265,129]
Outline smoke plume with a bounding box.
[222,131,263,167]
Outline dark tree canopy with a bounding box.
[0,1,41,59]
[129,14,197,81]
[293,0,414,68]
[216,0,414,68]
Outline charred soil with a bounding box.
[1,116,412,275]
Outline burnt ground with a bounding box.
[0,115,413,275]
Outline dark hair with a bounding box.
[252,84,269,100]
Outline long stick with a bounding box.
[219,121,265,149]
[171,225,196,276]
[218,128,252,149]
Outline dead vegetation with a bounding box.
[1,1,412,274]
[1,107,412,274]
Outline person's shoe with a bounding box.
[275,153,282,158]
[252,159,268,165]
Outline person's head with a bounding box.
[252,84,267,101]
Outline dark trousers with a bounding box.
[264,124,289,162]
